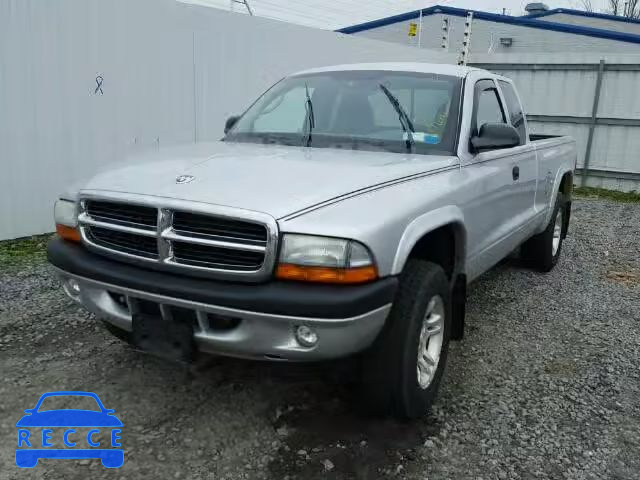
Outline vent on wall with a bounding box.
[500,37,513,47]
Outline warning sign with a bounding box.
[408,22,418,37]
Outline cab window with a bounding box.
[470,79,507,152]
[475,87,506,131]
[498,80,526,145]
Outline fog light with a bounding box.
[295,325,318,347]
[62,278,82,302]
[69,279,81,294]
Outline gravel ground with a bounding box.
[1,197,639,480]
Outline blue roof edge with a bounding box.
[335,5,640,44]
[523,7,640,25]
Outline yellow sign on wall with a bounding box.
[408,22,418,37]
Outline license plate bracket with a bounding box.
[132,309,195,363]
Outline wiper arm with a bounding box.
[303,83,315,147]
[379,84,415,152]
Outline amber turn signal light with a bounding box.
[275,264,377,284]
[56,224,81,243]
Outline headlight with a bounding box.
[54,199,81,243]
[276,234,377,284]
[54,199,78,227]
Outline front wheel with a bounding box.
[360,259,451,419]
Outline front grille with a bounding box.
[79,198,275,280]
[173,241,264,270]
[87,226,159,259]
[86,200,157,230]
[173,212,267,245]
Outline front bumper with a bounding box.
[48,238,397,361]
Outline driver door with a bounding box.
[463,79,520,276]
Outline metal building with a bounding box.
[524,8,640,35]
[337,5,640,54]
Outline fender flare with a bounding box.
[391,205,467,276]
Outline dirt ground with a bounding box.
[1,198,639,480]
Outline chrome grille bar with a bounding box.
[79,213,159,237]
[85,200,157,230]
[161,229,266,252]
[158,208,174,262]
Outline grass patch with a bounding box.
[0,233,52,268]
[606,270,640,287]
[574,186,640,203]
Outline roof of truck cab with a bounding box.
[290,62,482,78]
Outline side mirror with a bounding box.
[224,115,240,135]
[471,123,520,152]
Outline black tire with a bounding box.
[521,193,567,272]
[360,259,451,420]
[102,321,132,344]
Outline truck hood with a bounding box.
[82,142,458,219]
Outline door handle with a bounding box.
[512,166,520,181]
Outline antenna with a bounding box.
[457,12,474,66]
[418,9,423,48]
[441,17,450,51]
[230,0,253,15]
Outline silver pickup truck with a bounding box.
[48,63,576,419]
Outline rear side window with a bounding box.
[499,80,526,145]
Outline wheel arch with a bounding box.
[391,206,467,279]
[542,168,574,228]
[559,171,574,198]
[391,207,467,340]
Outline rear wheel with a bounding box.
[521,193,567,272]
[360,259,451,419]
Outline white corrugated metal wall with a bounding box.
[345,8,640,190]
[3,2,639,241]
[0,0,451,241]
[472,54,640,192]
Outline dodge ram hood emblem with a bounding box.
[175,175,195,184]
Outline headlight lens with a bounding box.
[54,199,78,227]
[279,234,373,268]
[54,199,81,243]
[276,234,377,284]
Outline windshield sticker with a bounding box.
[403,132,442,145]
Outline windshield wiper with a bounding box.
[302,83,315,147]
[379,84,415,152]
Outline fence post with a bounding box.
[582,59,605,187]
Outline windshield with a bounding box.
[224,70,462,156]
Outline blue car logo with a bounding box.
[15,391,123,468]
